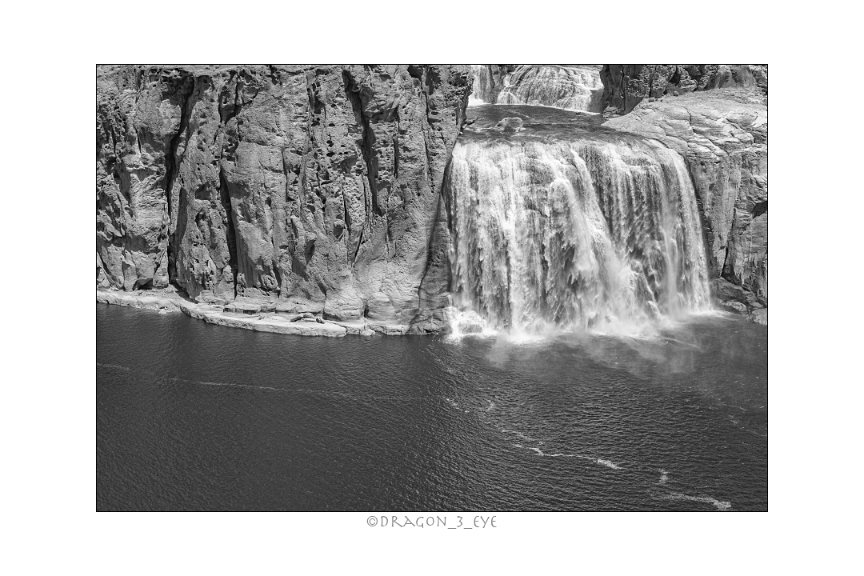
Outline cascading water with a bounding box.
[468,65,494,107]
[447,122,712,337]
[469,65,604,113]
[496,66,604,112]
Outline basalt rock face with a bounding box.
[601,65,768,115]
[604,88,767,312]
[471,65,604,112]
[97,65,472,332]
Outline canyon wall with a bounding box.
[600,65,768,114]
[98,64,767,332]
[97,65,471,332]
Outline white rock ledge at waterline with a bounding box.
[94,289,414,337]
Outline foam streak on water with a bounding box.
[448,137,711,337]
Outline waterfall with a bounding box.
[448,135,712,336]
[469,65,495,107]
[496,66,604,112]
[469,65,604,112]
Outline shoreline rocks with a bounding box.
[96,288,399,337]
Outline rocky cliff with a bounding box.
[600,65,768,114]
[97,65,471,333]
[97,64,767,332]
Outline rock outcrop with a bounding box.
[603,88,767,314]
[601,65,768,115]
[470,65,604,112]
[97,65,472,333]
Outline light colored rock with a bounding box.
[98,288,347,336]
[96,288,183,312]
[223,300,261,314]
[494,117,524,132]
[749,308,768,325]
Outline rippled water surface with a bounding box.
[97,304,767,511]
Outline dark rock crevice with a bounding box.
[342,70,383,217]
[752,200,767,218]
[164,75,195,284]
[218,165,239,298]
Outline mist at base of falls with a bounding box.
[448,106,712,338]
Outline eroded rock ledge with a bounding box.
[96,287,417,336]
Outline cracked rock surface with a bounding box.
[97,65,471,332]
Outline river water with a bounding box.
[97,303,767,511]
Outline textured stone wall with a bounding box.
[601,65,768,114]
[97,65,472,332]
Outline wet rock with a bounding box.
[721,301,748,314]
[749,308,768,325]
[494,117,524,132]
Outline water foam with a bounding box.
[97,362,132,372]
[501,429,537,442]
[658,492,732,511]
[99,362,405,400]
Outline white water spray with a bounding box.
[448,137,711,337]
